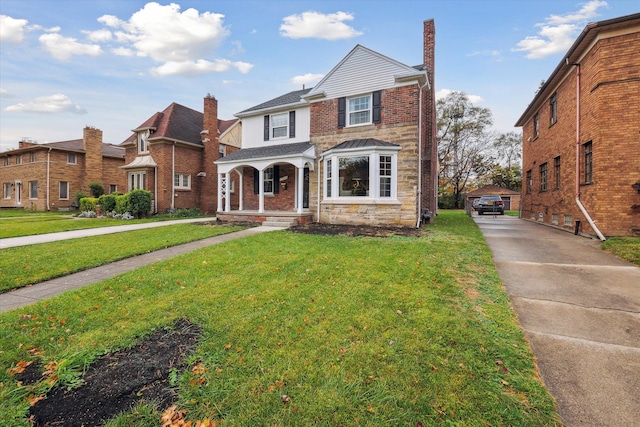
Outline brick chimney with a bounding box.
[421,19,437,221]
[83,126,103,191]
[201,94,220,213]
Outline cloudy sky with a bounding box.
[1,0,637,151]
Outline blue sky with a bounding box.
[1,0,637,151]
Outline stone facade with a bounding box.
[517,13,640,237]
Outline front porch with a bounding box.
[216,210,314,226]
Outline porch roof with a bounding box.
[217,142,314,163]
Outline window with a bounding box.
[263,167,274,194]
[533,114,539,139]
[338,91,381,128]
[564,215,573,227]
[29,181,38,199]
[129,171,146,190]
[3,156,9,166]
[324,150,398,200]
[67,153,77,164]
[30,152,36,162]
[552,214,559,225]
[264,112,295,141]
[16,155,22,165]
[109,184,117,193]
[59,181,69,200]
[3,183,11,199]
[554,156,561,189]
[174,173,191,190]
[138,130,149,153]
[539,163,548,192]
[526,170,532,194]
[550,93,558,125]
[219,145,226,158]
[583,141,593,183]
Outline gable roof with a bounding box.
[122,102,204,146]
[217,141,313,163]
[235,88,313,117]
[515,12,640,126]
[219,118,238,135]
[304,44,427,101]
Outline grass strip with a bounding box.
[601,236,640,266]
[0,211,561,426]
[0,224,245,292]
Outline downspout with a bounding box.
[416,78,429,228]
[46,148,51,210]
[570,60,606,241]
[316,156,321,223]
[171,142,175,210]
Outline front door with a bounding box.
[15,181,22,205]
[303,167,309,208]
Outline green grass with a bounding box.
[504,210,520,217]
[0,224,246,292]
[601,237,640,266]
[0,211,561,426]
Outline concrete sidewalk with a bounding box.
[0,224,279,312]
[0,217,218,249]
[474,215,640,427]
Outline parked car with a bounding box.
[476,195,504,215]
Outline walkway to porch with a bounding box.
[216,210,314,227]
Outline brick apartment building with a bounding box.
[516,13,640,238]
[120,95,240,214]
[0,127,125,211]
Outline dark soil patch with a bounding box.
[24,318,201,427]
[289,222,426,237]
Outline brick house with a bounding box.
[516,13,640,238]
[0,127,125,211]
[216,20,438,227]
[120,95,239,214]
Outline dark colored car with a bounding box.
[476,195,504,215]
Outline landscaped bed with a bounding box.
[0,211,561,426]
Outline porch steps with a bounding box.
[262,217,298,228]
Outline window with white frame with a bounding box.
[3,183,11,199]
[129,171,146,190]
[16,155,22,165]
[348,95,371,125]
[271,113,288,139]
[138,130,150,153]
[67,153,77,164]
[264,167,274,194]
[109,184,117,193]
[324,150,398,200]
[219,144,226,158]
[59,181,69,200]
[30,152,36,162]
[29,181,38,199]
[174,173,191,190]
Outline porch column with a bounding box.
[297,166,304,213]
[258,168,265,213]
[217,173,223,212]
[225,172,231,212]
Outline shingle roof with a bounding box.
[123,102,204,145]
[236,88,312,115]
[323,138,399,153]
[5,139,125,158]
[219,118,238,135]
[217,142,313,163]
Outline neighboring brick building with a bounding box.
[216,20,438,227]
[516,13,640,238]
[0,127,125,211]
[120,95,239,214]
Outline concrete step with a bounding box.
[262,217,298,228]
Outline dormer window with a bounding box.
[138,130,150,153]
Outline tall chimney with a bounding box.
[421,19,437,221]
[201,94,220,213]
[83,126,103,191]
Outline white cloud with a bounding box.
[280,11,363,40]
[514,0,608,59]
[151,59,253,76]
[4,94,87,114]
[1,87,16,98]
[83,28,112,42]
[436,88,483,104]
[230,40,245,55]
[0,15,29,43]
[291,73,324,86]
[111,46,135,56]
[39,33,103,60]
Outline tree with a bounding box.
[475,131,523,191]
[437,91,493,208]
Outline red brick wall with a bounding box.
[521,28,640,236]
[240,164,299,211]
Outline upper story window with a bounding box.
[539,162,548,192]
[526,170,532,194]
[16,155,22,165]
[29,152,36,162]
[2,156,9,166]
[583,141,593,183]
[549,93,558,126]
[138,130,150,153]
[554,156,561,189]
[219,145,226,158]
[338,91,381,128]
[264,112,295,141]
[67,153,77,164]
[533,114,539,139]
[174,173,191,190]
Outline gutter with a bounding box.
[569,61,606,241]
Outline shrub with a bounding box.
[79,197,98,213]
[89,182,105,198]
[174,208,202,218]
[128,189,152,218]
[115,194,130,215]
[97,194,115,213]
[75,190,87,204]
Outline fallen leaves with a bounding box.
[8,360,32,375]
[161,405,221,427]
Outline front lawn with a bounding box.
[0,211,561,426]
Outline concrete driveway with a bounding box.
[474,215,640,427]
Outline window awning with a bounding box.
[121,155,157,169]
